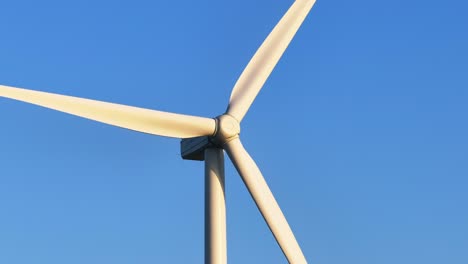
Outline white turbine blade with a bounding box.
[0,85,216,138]
[227,0,316,122]
[224,137,306,264]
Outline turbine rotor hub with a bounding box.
[213,114,240,145]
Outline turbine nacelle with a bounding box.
[179,114,240,161]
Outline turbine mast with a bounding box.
[205,148,227,264]
[181,138,227,264]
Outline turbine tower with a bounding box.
[0,1,316,263]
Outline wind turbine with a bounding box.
[0,0,316,263]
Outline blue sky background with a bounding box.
[0,0,467,263]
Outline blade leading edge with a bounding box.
[224,137,307,264]
[227,0,316,122]
[0,85,216,138]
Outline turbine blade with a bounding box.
[226,0,316,122]
[224,137,306,264]
[0,85,216,138]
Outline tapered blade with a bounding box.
[0,85,216,138]
[227,0,316,122]
[224,137,306,264]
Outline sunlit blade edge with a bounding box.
[0,85,216,138]
[224,137,307,264]
[227,0,316,122]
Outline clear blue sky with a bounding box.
[1,0,467,263]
